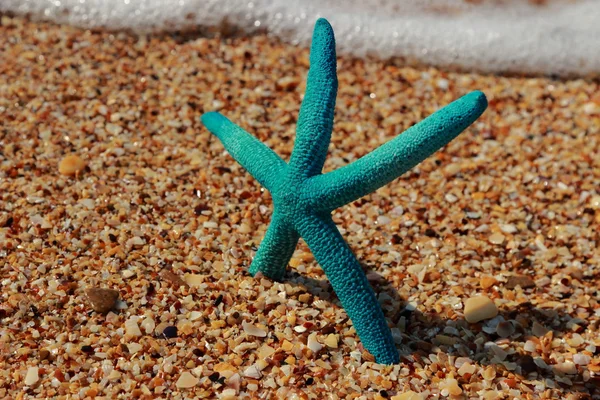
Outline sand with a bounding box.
[0,15,599,399]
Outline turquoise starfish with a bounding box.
[201,18,487,364]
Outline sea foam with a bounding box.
[2,0,599,77]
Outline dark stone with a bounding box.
[162,325,178,339]
[506,275,535,289]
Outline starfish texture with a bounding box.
[202,18,488,364]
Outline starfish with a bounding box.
[201,18,487,364]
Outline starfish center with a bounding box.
[271,181,309,218]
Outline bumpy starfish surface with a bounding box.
[202,18,487,364]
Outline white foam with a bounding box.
[3,0,599,77]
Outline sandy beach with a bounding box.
[1,15,599,399]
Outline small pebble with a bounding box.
[58,154,86,176]
[128,343,143,354]
[464,295,498,323]
[500,224,518,234]
[242,321,267,337]
[243,364,263,379]
[480,276,497,289]
[457,362,476,376]
[85,288,119,313]
[176,371,199,388]
[440,377,462,396]
[532,321,549,337]
[307,332,323,353]
[573,354,590,365]
[162,325,178,338]
[506,275,535,289]
[124,317,143,337]
[39,349,50,361]
[488,232,505,245]
[496,321,515,338]
[24,366,39,386]
[160,270,189,288]
[553,361,577,375]
[81,345,94,354]
[392,392,424,400]
[324,334,339,349]
[517,355,537,374]
[184,273,204,287]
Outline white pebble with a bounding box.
[176,371,199,388]
[243,364,263,379]
[436,78,449,90]
[464,295,498,323]
[125,317,142,337]
[445,193,458,203]
[376,215,391,225]
[242,321,267,337]
[573,354,590,365]
[307,332,323,353]
[25,367,39,386]
[500,224,517,234]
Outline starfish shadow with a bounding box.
[286,269,599,397]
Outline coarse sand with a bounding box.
[1,15,599,400]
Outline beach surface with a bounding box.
[1,15,600,399]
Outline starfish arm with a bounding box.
[201,111,287,192]
[249,213,300,281]
[288,18,338,179]
[304,91,488,211]
[296,214,399,364]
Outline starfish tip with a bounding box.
[200,111,225,130]
[315,17,332,29]
[313,18,335,42]
[467,90,488,114]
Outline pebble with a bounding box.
[505,275,535,289]
[532,321,549,337]
[124,317,143,337]
[184,273,204,287]
[276,76,301,91]
[324,334,339,349]
[496,321,515,338]
[464,295,498,323]
[500,224,518,234]
[140,317,156,334]
[392,392,424,400]
[488,232,506,245]
[85,288,119,313]
[436,78,449,90]
[243,364,263,379]
[553,361,577,375]
[160,270,189,288]
[162,325,178,338]
[440,377,462,396]
[242,321,267,337]
[58,154,86,176]
[573,354,591,365]
[257,344,275,359]
[128,343,143,354]
[480,276,497,289]
[39,349,50,361]
[458,362,476,376]
[307,332,323,353]
[517,355,537,374]
[176,371,199,388]
[24,366,39,386]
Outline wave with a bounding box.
[2,0,599,77]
